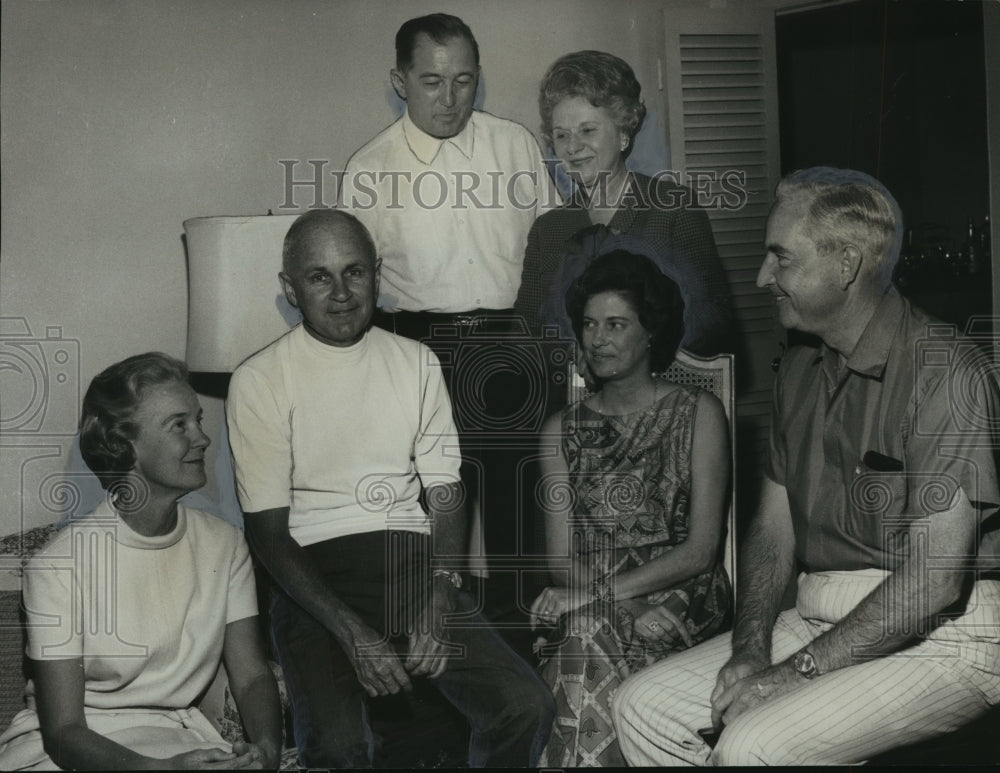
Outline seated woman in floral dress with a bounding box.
[0,353,281,770]
[530,252,732,767]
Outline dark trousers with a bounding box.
[269,530,555,768]
[372,310,563,617]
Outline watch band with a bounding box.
[591,574,614,603]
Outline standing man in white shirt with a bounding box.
[342,13,559,623]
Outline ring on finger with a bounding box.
[648,621,662,632]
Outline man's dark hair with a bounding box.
[566,251,685,372]
[395,13,480,72]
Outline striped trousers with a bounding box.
[611,570,1000,765]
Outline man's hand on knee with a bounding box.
[350,623,413,697]
[405,581,457,679]
[709,652,769,730]
[711,659,803,730]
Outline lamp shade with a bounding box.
[184,215,301,372]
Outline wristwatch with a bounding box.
[432,569,463,589]
[793,650,819,679]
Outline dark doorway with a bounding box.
[777,0,991,330]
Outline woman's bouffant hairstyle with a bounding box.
[539,50,647,154]
[79,352,190,489]
[566,251,685,373]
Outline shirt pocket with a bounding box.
[846,465,909,556]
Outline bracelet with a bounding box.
[591,574,614,603]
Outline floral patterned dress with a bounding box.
[537,385,731,767]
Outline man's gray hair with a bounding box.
[775,167,902,291]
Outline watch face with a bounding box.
[434,570,462,588]
[795,651,817,677]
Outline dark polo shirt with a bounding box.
[767,289,1000,573]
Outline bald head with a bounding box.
[282,209,377,275]
[279,210,381,348]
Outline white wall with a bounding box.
[1,0,674,534]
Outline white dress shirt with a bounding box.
[342,109,558,312]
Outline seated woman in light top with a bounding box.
[530,252,732,768]
[0,353,281,770]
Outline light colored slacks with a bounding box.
[611,571,1000,766]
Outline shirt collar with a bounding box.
[77,498,189,550]
[296,322,370,359]
[820,289,904,380]
[401,109,475,164]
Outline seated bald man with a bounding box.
[226,210,554,768]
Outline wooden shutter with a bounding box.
[663,4,783,509]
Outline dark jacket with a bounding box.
[513,172,734,356]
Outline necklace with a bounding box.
[596,378,659,416]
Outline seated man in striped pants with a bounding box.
[611,167,1000,765]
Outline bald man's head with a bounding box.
[279,210,381,348]
[282,209,377,275]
